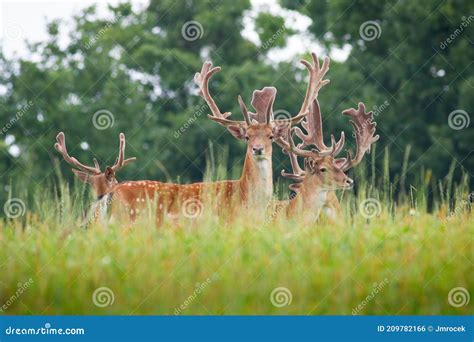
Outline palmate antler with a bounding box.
[280,129,306,191]
[55,132,136,174]
[279,101,379,177]
[276,52,378,184]
[275,52,335,181]
[298,52,330,117]
[293,98,345,156]
[335,103,379,171]
[194,62,306,128]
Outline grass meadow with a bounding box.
[0,150,472,315]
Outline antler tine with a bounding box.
[54,132,102,174]
[93,158,100,170]
[337,102,380,171]
[238,95,252,125]
[111,133,136,172]
[275,127,314,159]
[195,61,245,127]
[298,52,330,117]
[293,99,345,157]
[275,130,305,184]
[281,148,305,180]
[265,93,273,124]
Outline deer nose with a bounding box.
[345,178,354,187]
[252,145,264,155]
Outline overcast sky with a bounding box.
[0,0,349,62]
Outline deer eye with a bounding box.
[319,167,328,173]
[269,135,274,140]
[245,136,249,141]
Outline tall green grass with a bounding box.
[0,148,472,315]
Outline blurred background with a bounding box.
[0,0,472,206]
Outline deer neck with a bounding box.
[288,178,328,219]
[239,149,273,203]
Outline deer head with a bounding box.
[276,53,379,192]
[54,132,136,198]
[194,62,306,162]
[279,100,379,192]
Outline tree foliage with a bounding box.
[0,0,471,204]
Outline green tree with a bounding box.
[0,1,297,204]
[282,0,473,186]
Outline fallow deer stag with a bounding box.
[277,100,379,221]
[54,131,136,221]
[192,55,329,208]
[105,61,311,223]
[93,58,318,224]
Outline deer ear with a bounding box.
[304,158,318,173]
[72,169,92,184]
[272,123,289,140]
[104,167,115,182]
[226,125,247,140]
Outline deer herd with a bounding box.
[54,52,379,226]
